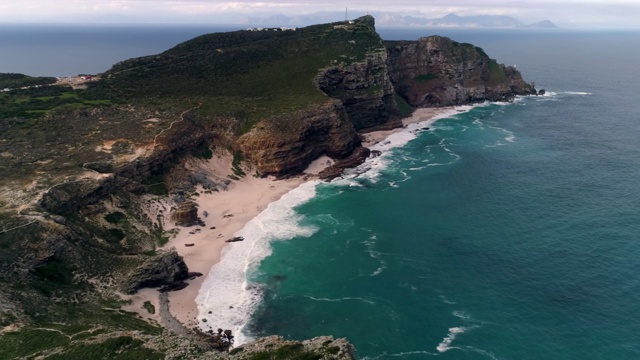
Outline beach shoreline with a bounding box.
[122,106,455,332]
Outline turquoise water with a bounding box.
[237,32,640,359]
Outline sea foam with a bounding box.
[437,326,467,352]
[195,180,320,345]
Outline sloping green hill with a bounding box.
[99,16,382,128]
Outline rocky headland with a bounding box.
[0,15,533,358]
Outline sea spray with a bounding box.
[195,180,320,344]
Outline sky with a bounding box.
[1,0,639,29]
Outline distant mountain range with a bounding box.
[245,12,558,29]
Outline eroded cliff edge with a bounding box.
[0,15,532,359]
[385,35,533,107]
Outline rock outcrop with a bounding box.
[122,251,190,294]
[318,146,371,180]
[316,47,399,130]
[385,36,532,107]
[238,100,360,177]
[225,335,355,360]
[171,201,200,227]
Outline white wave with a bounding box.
[438,293,456,304]
[437,326,468,352]
[371,264,386,276]
[303,295,375,305]
[561,91,592,95]
[195,180,320,345]
[467,346,501,360]
[362,350,439,359]
[452,310,473,321]
[505,134,516,142]
[362,238,387,276]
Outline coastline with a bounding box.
[123,106,456,335]
[361,107,457,148]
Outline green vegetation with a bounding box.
[488,59,508,83]
[326,346,341,354]
[0,85,111,119]
[142,301,156,314]
[229,346,245,355]
[0,329,70,359]
[31,257,78,297]
[143,175,169,196]
[414,73,438,83]
[105,211,127,224]
[248,343,323,360]
[394,93,413,118]
[108,228,126,242]
[97,16,382,132]
[193,142,213,159]
[46,336,165,360]
[0,73,57,89]
[232,150,246,177]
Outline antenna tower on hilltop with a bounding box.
[345,7,348,21]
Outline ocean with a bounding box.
[5,25,640,359]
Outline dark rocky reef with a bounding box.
[122,251,190,294]
[385,35,533,107]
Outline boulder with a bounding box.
[122,251,190,294]
[171,201,200,227]
[318,147,371,180]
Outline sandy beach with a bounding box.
[361,107,455,147]
[123,106,452,330]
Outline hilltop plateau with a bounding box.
[0,16,534,358]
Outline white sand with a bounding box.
[133,153,306,327]
[361,107,454,147]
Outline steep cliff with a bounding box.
[385,36,533,107]
[238,100,359,176]
[315,40,399,130]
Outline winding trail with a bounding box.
[159,292,194,337]
[146,102,202,156]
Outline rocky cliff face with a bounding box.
[122,251,190,294]
[238,100,360,177]
[385,36,532,107]
[239,16,401,177]
[316,46,399,130]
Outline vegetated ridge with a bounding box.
[0,15,535,358]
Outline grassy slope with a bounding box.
[100,16,381,130]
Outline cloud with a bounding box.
[0,0,638,28]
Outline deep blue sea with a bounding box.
[5,24,640,359]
